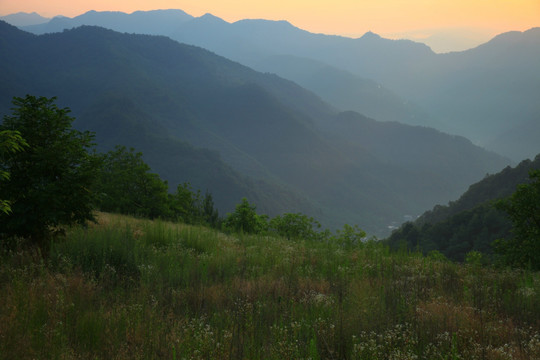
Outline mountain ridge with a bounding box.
[16,10,540,161]
[0,21,510,235]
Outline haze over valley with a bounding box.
[1,7,539,235]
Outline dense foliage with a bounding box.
[98,146,223,228]
[98,145,170,219]
[169,182,220,227]
[0,95,100,246]
[495,170,540,270]
[269,212,322,240]
[223,197,268,234]
[388,204,511,262]
[0,130,27,214]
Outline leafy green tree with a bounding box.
[269,212,322,240]
[98,146,170,219]
[333,223,366,247]
[201,191,220,227]
[169,182,202,224]
[0,95,100,246]
[0,130,28,214]
[223,198,268,234]
[169,183,221,226]
[494,169,540,269]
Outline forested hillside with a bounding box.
[386,154,540,261]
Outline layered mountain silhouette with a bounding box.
[17,9,193,34]
[0,21,509,235]
[19,10,539,161]
[0,12,50,26]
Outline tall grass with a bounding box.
[0,212,539,359]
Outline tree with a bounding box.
[0,130,28,214]
[201,191,220,227]
[223,198,268,234]
[0,95,100,246]
[169,182,201,224]
[98,145,170,219]
[332,223,366,248]
[494,169,540,269]
[269,212,322,240]
[169,184,221,226]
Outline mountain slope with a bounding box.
[250,55,434,126]
[386,154,540,261]
[0,21,510,235]
[0,12,50,26]
[19,11,540,160]
[19,11,432,126]
[20,9,193,35]
[171,20,540,161]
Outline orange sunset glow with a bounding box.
[1,0,538,38]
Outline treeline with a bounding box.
[97,145,220,227]
[96,146,356,243]
[0,95,222,245]
[0,95,366,250]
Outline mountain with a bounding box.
[0,12,50,26]
[0,21,510,235]
[20,9,193,35]
[19,11,540,161]
[414,28,540,158]
[386,154,540,261]
[485,118,540,162]
[250,54,434,127]
[17,11,438,127]
[0,21,320,219]
[171,21,540,162]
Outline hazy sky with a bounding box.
[1,0,539,52]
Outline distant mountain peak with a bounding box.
[198,13,228,23]
[474,27,540,52]
[360,31,381,39]
[235,18,294,26]
[8,11,40,15]
[0,11,50,26]
[132,9,192,16]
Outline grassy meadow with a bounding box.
[1,213,539,359]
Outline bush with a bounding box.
[223,198,268,234]
[269,212,322,240]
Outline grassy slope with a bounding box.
[1,213,539,359]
